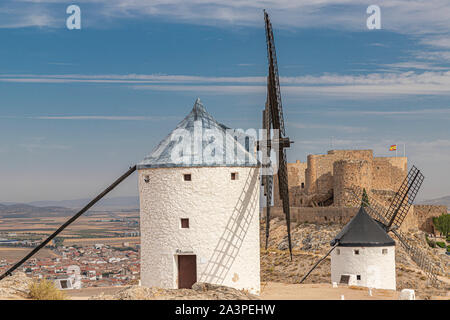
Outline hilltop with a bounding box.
[421,195,450,208]
[0,203,74,218]
[1,196,139,213]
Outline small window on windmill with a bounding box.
[354,249,360,255]
[231,172,238,180]
[144,175,150,183]
[60,280,68,289]
[301,182,305,189]
[357,275,361,281]
[336,249,340,255]
[382,249,388,255]
[340,275,350,284]
[181,218,189,228]
[183,174,191,181]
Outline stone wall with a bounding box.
[333,160,372,207]
[273,160,307,206]
[413,205,448,234]
[269,149,443,232]
[264,204,448,233]
[372,157,407,192]
[263,206,359,225]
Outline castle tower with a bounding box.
[137,99,261,294]
[333,159,372,207]
[330,206,396,290]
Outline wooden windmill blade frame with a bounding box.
[384,165,424,230]
[262,10,293,260]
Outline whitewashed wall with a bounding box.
[138,166,261,294]
[330,245,396,290]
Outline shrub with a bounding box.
[28,279,66,300]
[425,235,436,248]
[433,214,450,238]
[436,241,446,248]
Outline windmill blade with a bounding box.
[347,187,389,225]
[385,165,424,230]
[392,229,441,287]
[261,98,273,250]
[264,10,286,137]
[278,149,293,260]
[264,174,273,250]
[299,242,339,283]
[264,10,293,260]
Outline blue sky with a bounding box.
[0,0,449,202]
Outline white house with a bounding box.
[137,98,261,294]
[330,206,396,290]
[54,265,82,290]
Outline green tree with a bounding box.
[361,188,370,207]
[433,214,450,237]
[53,237,64,247]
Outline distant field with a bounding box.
[0,248,58,261]
[64,237,140,246]
[0,211,139,240]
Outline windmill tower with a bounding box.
[301,165,443,289]
[0,11,296,291]
[137,98,261,293]
[330,206,396,290]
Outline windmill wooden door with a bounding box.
[178,255,197,289]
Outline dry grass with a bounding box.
[349,285,366,291]
[28,279,66,300]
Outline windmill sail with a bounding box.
[384,165,424,230]
[262,10,293,259]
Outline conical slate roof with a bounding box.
[137,98,259,169]
[330,206,395,247]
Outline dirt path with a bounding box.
[260,282,399,300]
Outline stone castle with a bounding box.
[270,149,447,233]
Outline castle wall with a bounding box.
[273,160,307,207]
[264,204,445,234]
[264,206,359,224]
[272,149,442,231]
[305,150,373,197]
[413,205,448,234]
[333,160,372,207]
[372,157,407,192]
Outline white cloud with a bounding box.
[0,1,448,36]
[2,71,450,98]
[288,122,368,133]
[32,115,177,121]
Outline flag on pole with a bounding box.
[389,144,397,151]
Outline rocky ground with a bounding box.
[0,219,448,300]
[90,282,258,300]
[261,218,449,299]
[0,272,32,299]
